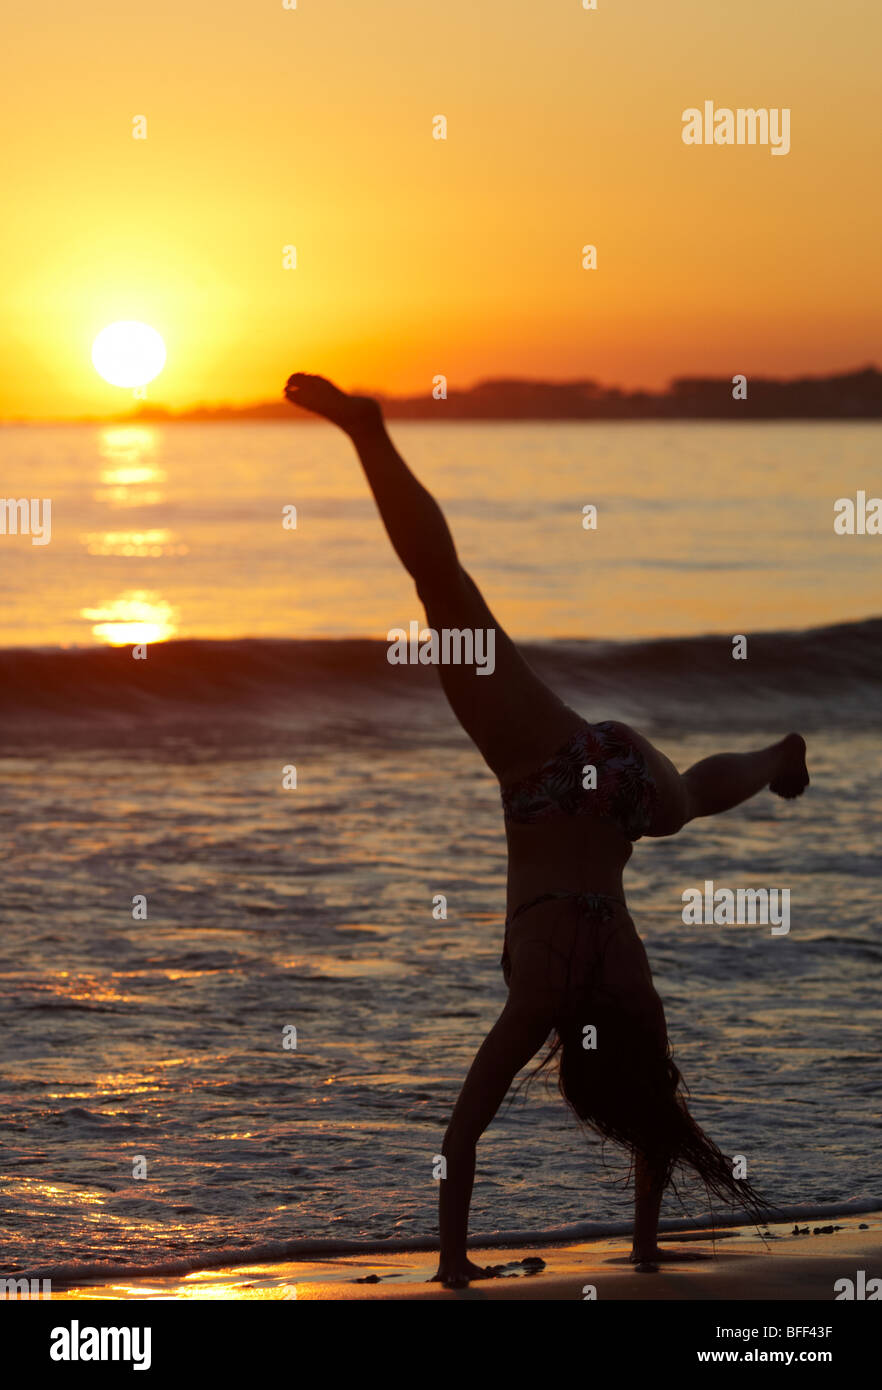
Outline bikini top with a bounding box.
[500,719,657,841]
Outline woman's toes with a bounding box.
[283,374,380,431]
[284,374,336,410]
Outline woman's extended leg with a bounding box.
[607,722,810,838]
[284,374,580,779]
[683,733,809,817]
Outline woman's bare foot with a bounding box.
[284,372,382,435]
[429,1257,492,1289]
[769,732,809,800]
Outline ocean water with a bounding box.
[1,419,880,646]
[0,422,879,1280]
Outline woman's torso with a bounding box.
[504,813,631,915]
[499,716,657,916]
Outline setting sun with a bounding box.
[91,320,167,389]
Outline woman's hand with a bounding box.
[429,1257,492,1289]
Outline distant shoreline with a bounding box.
[5,367,881,425]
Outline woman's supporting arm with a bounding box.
[631,1151,665,1263]
[433,1001,551,1286]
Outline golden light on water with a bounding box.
[93,484,167,509]
[9,1176,108,1213]
[100,466,160,485]
[95,428,166,507]
[81,590,178,645]
[82,529,187,558]
[99,426,156,458]
[63,1280,299,1301]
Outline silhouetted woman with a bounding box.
[285,373,809,1287]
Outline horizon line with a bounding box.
[3,363,880,426]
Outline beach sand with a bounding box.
[54,1214,881,1301]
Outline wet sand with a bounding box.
[55,1215,881,1301]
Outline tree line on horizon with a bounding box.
[113,365,882,423]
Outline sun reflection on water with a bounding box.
[80,590,178,645]
[99,426,155,454]
[81,529,188,558]
[95,427,166,507]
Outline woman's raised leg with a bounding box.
[613,721,810,836]
[683,733,809,818]
[285,373,580,779]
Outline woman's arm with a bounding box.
[432,1001,551,1286]
[631,1151,665,1264]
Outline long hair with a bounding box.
[531,982,774,1223]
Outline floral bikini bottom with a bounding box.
[500,890,628,988]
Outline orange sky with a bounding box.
[1,0,879,421]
